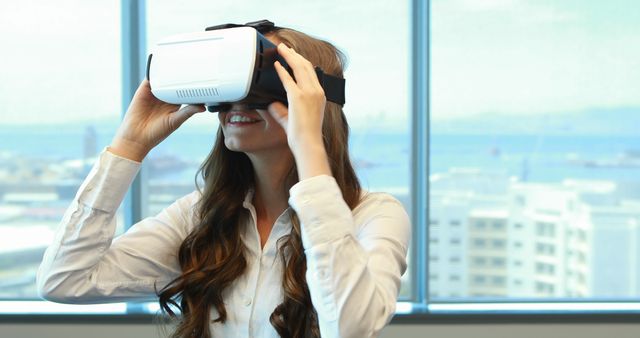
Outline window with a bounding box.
[492,276,506,286]
[491,258,506,267]
[472,275,487,285]
[0,1,121,302]
[536,222,557,238]
[491,239,506,249]
[492,221,506,230]
[2,0,640,320]
[2,0,412,316]
[473,220,487,229]
[429,0,640,310]
[144,0,412,300]
[472,257,486,266]
[472,238,487,248]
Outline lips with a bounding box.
[225,111,263,124]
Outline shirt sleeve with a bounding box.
[36,149,197,304]
[289,175,411,338]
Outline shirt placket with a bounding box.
[241,201,261,338]
[242,192,293,337]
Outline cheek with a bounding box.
[267,124,288,146]
[260,112,286,136]
[256,126,287,148]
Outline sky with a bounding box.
[0,0,638,129]
[431,0,640,120]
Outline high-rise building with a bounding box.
[428,168,640,299]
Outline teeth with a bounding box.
[229,115,258,123]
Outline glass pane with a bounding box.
[145,0,412,298]
[0,1,121,299]
[430,0,640,301]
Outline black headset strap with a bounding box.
[205,19,278,34]
[315,67,346,105]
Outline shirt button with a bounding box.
[316,269,328,280]
[244,298,252,307]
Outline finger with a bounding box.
[274,60,298,93]
[277,44,318,89]
[171,104,206,126]
[133,79,151,99]
[267,101,289,128]
[285,46,322,88]
[135,79,180,111]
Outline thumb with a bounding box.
[171,104,206,127]
[268,101,288,128]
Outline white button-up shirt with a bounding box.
[37,150,411,338]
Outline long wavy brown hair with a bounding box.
[157,27,361,338]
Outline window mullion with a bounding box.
[411,0,430,308]
[121,0,148,231]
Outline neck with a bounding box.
[246,148,295,221]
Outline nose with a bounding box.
[229,103,250,112]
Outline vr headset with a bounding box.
[146,20,346,112]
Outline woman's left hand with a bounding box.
[268,43,332,179]
[268,43,327,154]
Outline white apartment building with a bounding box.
[428,168,640,300]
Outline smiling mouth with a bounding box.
[224,110,263,125]
[228,115,261,123]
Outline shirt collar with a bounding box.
[241,188,293,216]
[242,188,255,210]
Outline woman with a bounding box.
[37,23,410,338]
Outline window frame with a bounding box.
[1,0,639,324]
[414,0,640,322]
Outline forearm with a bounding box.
[306,237,404,338]
[37,150,140,302]
[288,176,411,337]
[292,138,332,180]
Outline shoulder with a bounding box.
[160,190,202,234]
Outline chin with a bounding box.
[224,137,290,156]
[224,139,250,152]
[223,138,265,153]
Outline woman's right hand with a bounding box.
[108,80,206,162]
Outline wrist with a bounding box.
[290,133,324,155]
[293,141,332,180]
[108,138,149,163]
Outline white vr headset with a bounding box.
[147,20,346,112]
